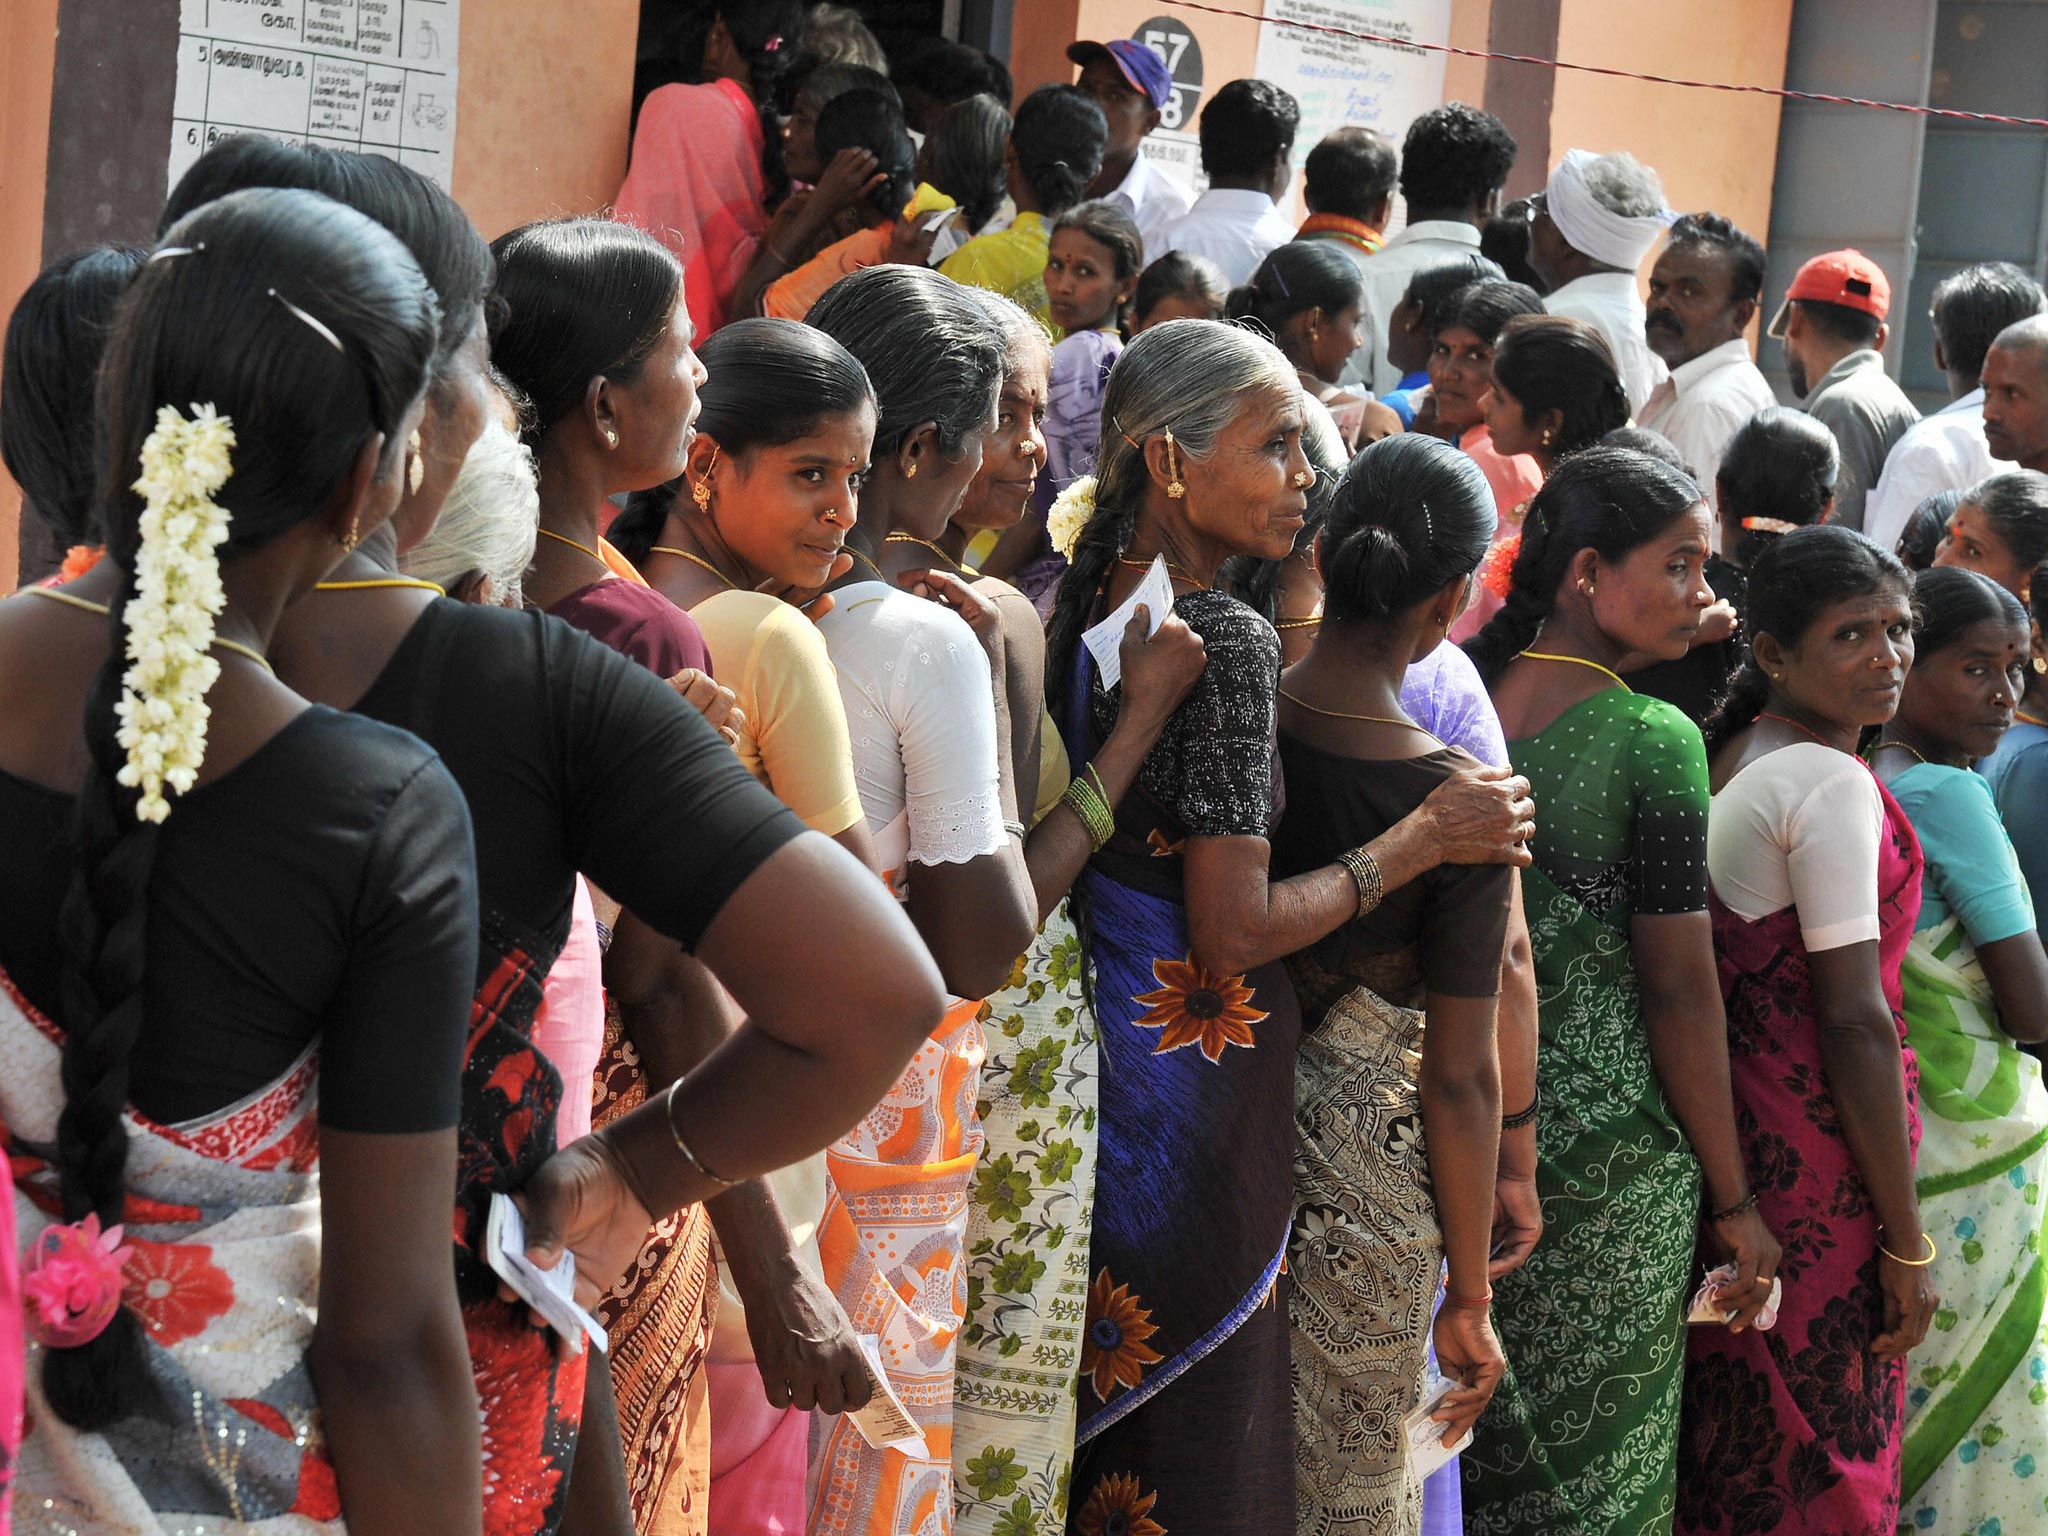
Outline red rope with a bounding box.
[1158,0,2048,131]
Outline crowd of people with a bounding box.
[6,4,2048,1536]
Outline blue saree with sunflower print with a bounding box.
[1060,590,1301,1536]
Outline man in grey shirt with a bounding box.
[1770,248,1920,531]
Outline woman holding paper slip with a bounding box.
[1041,319,1534,1536]
[1270,435,1521,1536]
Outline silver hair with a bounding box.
[801,4,889,72]
[1094,319,1299,511]
[969,286,1053,375]
[1580,151,1667,220]
[400,420,540,606]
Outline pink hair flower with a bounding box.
[23,1212,133,1349]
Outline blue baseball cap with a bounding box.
[1067,39,1173,111]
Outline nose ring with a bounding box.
[1292,467,1315,489]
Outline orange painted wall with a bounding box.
[1549,0,1793,246]
[450,0,640,241]
[0,0,61,592]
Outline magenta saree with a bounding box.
[1677,777,1924,1536]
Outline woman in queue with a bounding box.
[1873,567,2048,1535]
[1462,447,1780,1536]
[1273,435,1519,1535]
[1043,318,1534,1536]
[0,187,482,1533]
[1677,525,1932,1536]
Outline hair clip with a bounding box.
[267,288,346,354]
[1112,414,1143,452]
[764,32,784,50]
[1271,265,1291,298]
[148,243,205,264]
[1740,516,1800,535]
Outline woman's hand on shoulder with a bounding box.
[668,666,744,747]
[1420,763,1535,867]
[1116,603,1207,733]
[897,568,1004,657]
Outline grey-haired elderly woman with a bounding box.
[1039,318,1534,1536]
[399,413,540,607]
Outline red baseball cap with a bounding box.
[1768,249,1892,336]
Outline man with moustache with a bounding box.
[1068,37,1192,265]
[1639,212,1775,508]
[1866,263,2044,552]
[1980,315,2048,475]
[1769,249,1919,532]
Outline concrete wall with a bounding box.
[1,0,640,589]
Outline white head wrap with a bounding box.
[1545,149,1674,272]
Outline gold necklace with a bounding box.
[1273,615,1321,631]
[1873,738,1933,766]
[1518,649,1631,692]
[845,546,887,582]
[314,577,446,596]
[1278,686,1439,742]
[2019,710,2048,728]
[884,533,964,572]
[649,546,736,588]
[21,587,274,673]
[1118,554,1206,589]
[535,526,608,567]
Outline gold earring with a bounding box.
[407,428,426,495]
[1540,428,1554,447]
[1165,427,1185,499]
[2035,656,2047,675]
[603,427,619,449]
[905,460,918,479]
[692,478,712,511]
[339,513,361,554]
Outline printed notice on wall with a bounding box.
[1253,0,1450,229]
[171,0,459,196]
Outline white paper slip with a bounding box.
[1404,1367,1474,1479]
[848,1333,929,1456]
[1081,554,1174,692]
[485,1192,609,1354]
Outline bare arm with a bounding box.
[1182,768,1534,978]
[1634,910,1780,1327]
[727,149,882,318]
[312,1127,482,1536]
[1977,930,2048,1044]
[605,917,870,1414]
[1421,988,1508,1441]
[1488,882,1542,1279]
[1809,940,1937,1358]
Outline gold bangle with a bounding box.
[665,1080,737,1189]
[1878,1228,1937,1267]
[1061,776,1115,850]
[1337,847,1384,919]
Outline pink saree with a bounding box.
[614,78,768,339]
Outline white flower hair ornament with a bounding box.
[116,403,238,824]
[1047,474,1098,562]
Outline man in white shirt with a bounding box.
[1768,249,1920,532]
[1347,103,1518,393]
[1639,213,1776,502]
[1157,78,1300,287]
[1864,262,2044,552]
[1529,149,1673,413]
[1068,38,1193,266]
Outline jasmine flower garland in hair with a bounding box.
[116,403,237,824]
[1046,474,1097,561]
